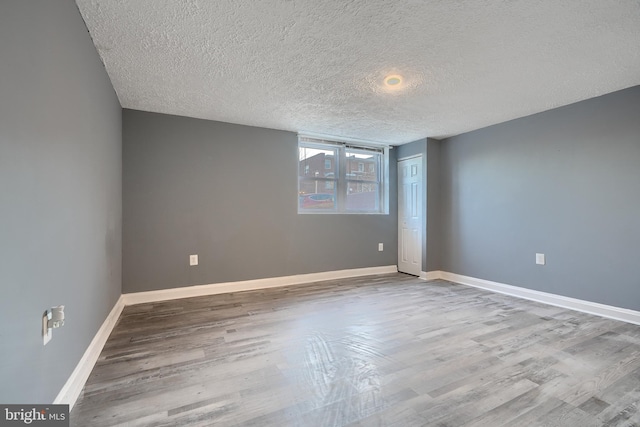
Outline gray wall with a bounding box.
[123,110,397,292]
[440,86,640,311]
[426,138,441,272]
[396,138,441,273]
[0,0,122,403]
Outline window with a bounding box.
[298,136,388,214]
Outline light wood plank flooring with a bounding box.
[71,274,640,426]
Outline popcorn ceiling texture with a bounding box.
[76,0,640,143]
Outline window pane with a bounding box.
[299,145,338,211]
[299,146,337,178]
[299,181,336,210]
[346,182,379,211]
[346,150,379,182]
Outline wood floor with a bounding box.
[71,274,640,426]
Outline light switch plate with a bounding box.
[189,254,198,266]
[43,312,52,345]
[536,253,546,265]
[378,243,384,252]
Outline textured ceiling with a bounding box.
[76,0,640,144]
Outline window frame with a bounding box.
[298,136,389,215]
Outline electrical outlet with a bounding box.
[536,253,545,265]
[378,243,384,252]
[42,311,52,345]
[189,254,198,266]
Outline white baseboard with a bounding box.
[54,295,125,410]
[54,266,397,409]
[439,271,640,326]
[122,265,398,305]
[56,266,640,410]
[420,270,443,281]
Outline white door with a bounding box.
[398,156,422,276]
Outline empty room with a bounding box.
[2,0,640,426]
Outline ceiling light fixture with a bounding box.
[384,74,403,87]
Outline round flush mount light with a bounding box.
[384,74,403,87]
